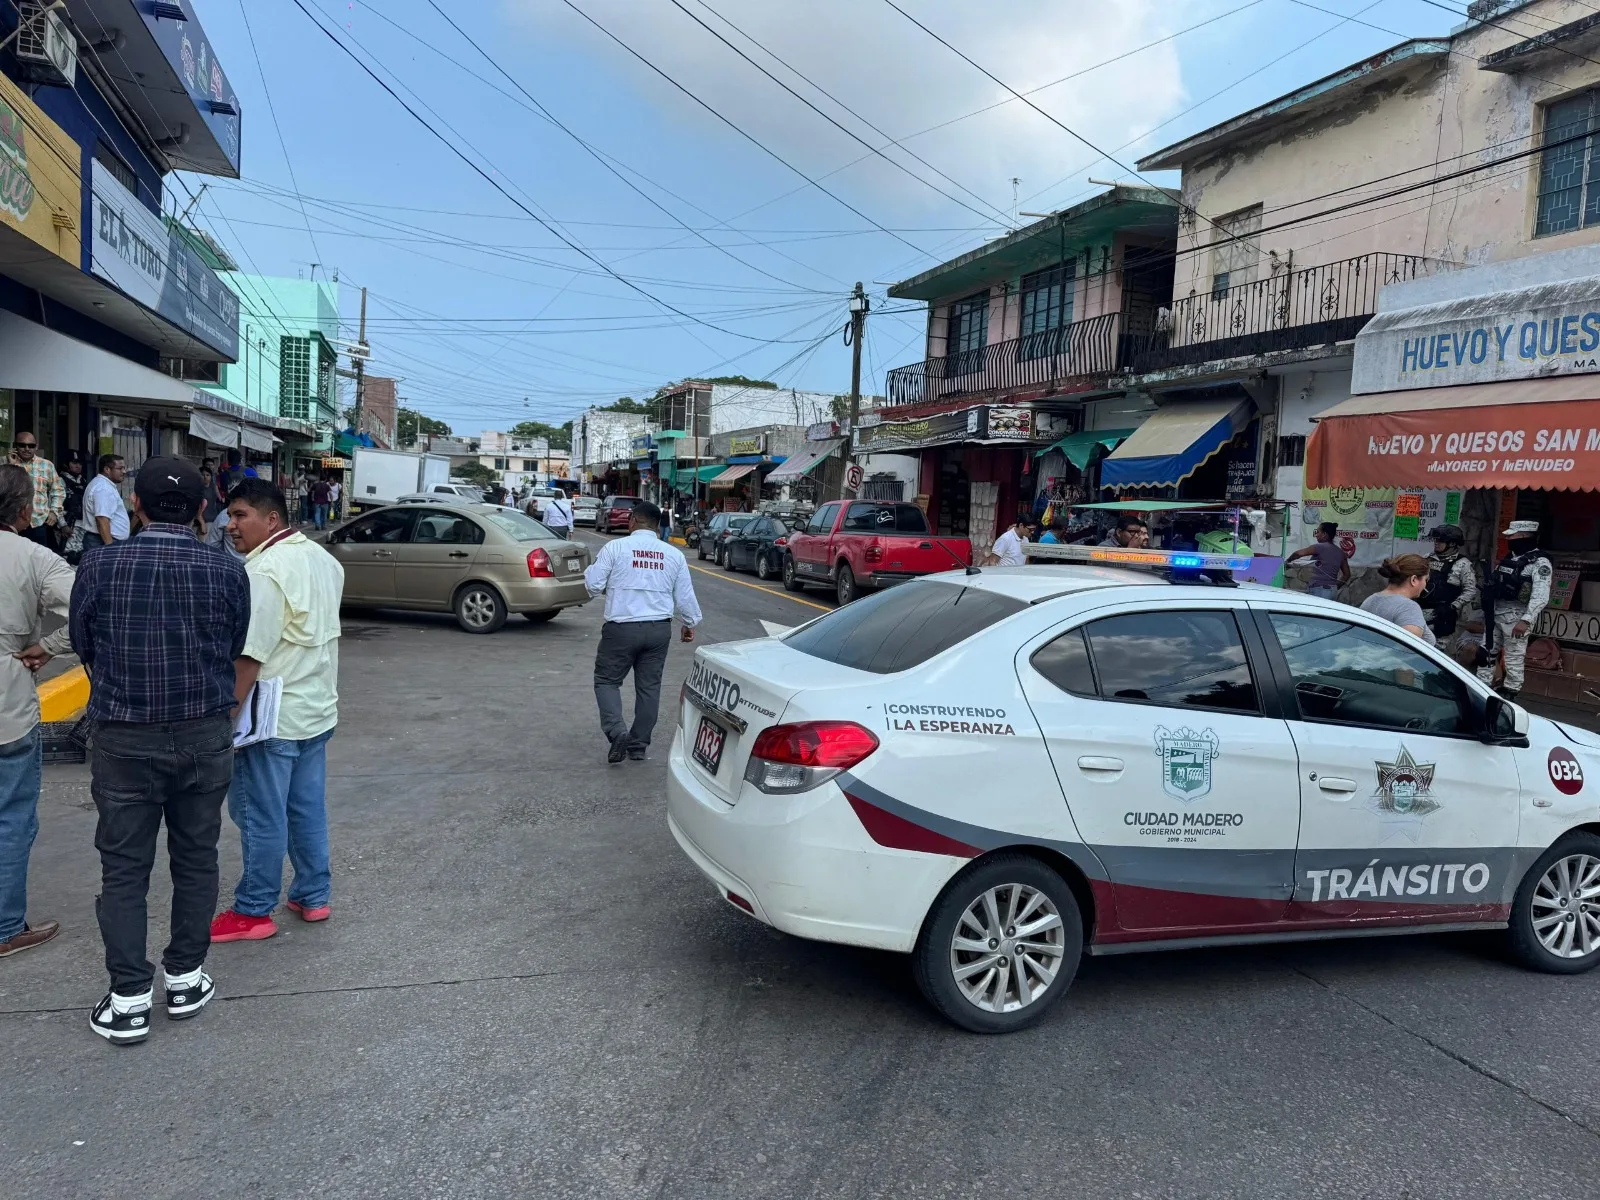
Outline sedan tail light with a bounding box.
[743,721,879,795]
[775,536,787,547]
[527,547,555,578]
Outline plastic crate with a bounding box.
[40,716,88,764]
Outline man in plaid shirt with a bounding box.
[66,457,251,1045]
[8,431,63,551]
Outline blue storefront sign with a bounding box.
[90,161,239,358]
[140,0,242,174]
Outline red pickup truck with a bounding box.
[782,500,972,604]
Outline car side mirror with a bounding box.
[1483,694,1530,745]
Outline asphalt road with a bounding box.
[6,531,1600,1198]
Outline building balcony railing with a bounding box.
[1126,251,1431,373]
[885,312,1125,407]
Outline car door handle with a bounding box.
[919,541,932,549]
[1077,756,1124,773]
[1317,776,1358,795]
[448,550,470,558]
[373,549,394,558]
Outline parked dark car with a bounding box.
[724,515,794,580]
[697,512,756,565]
[601,495,639,533]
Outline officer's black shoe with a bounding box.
[1497,687,1520,701]
[607,737,630,765]
[627,743,648,762]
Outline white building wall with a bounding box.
[708,385,836,435]
[576,410,653,470]
[1273,365,1354,521]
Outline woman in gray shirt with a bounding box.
[1359,554,1435,644]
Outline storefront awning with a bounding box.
[1034,428,1136,470]
[1306,374,1600,491]
[766,439,842,482]
[1100,398,1250,488]
[239,426,277,455]
[708,463,757,487]
[189,411,240,448]
[674,464,725,487]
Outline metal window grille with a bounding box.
[94,142,139,196]
[948,291,990,376]
[1535,91,1600,237]
[279,336,312,422]
[1210,205,1261,296]
[1277,434,1306,468]
[1019,262,1076,362]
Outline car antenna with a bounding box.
[931,536,980,575]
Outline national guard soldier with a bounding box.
[1420,524,1478,641]
[1479,520,1553,700]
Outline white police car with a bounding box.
[666,544,1600,1033]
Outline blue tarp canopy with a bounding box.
[1100,397,1251,489]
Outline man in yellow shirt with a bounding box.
[209,480,345,942]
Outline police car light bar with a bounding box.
[1020,542,1254,573]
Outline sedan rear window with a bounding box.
[783,580,1026,674]
[483,511,555,541]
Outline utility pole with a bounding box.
[842,281,869,499]
[345,286,368,521]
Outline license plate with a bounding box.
[566,558,582,572]
[692,715,726,775]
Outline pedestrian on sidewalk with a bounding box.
[294,472,311,525]
[80,454,129,550]
[1287,521,1350,601]
[583,500,701,764]
[311,477,332,531]
[211,479,345,943]
[71,457,250,1044]
[0,465,73,959]
[8,431,63,553]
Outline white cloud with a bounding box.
[503,0,1189,221]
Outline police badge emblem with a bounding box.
[1374,746,1439,816]
[1153,727,1220,801]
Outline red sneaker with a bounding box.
[209,910,277,942]
[285,900,331,922]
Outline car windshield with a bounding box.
[483,511,556,541]
[728,515,755,528]
[784,580,1027,674]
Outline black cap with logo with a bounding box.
[134,456,206,523]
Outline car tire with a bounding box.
[724,549,738,571]
[836,563,857,606]
[523,610,558,623]
[913,854,1082,1034]
[756,552,774,581]
[697,543,707,561]
[714,544,725,567]
[783,555,805,592]
[453,582,507,634]
[1507,832,1600,974]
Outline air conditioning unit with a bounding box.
[15,3,78,88]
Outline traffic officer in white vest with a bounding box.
[1479,520,1552,700]
[583,500,702,763]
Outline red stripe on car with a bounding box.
[846,794,980,858]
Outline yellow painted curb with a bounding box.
[669,536,688,546]
[38,665,90,723]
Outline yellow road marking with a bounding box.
[687,562,831,612]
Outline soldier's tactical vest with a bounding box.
[1489,550,1545,606]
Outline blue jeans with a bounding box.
[0,727,43,941]
[313,503,329,530]
[1309,584,1340,601]
[227,730,335,917]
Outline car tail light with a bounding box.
[743,721,879,795]
[864,544,884,564]
[527,547,555,578]
[775,536,787,547]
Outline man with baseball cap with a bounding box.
[1480,520,1552,700]
[68,457,251,1044]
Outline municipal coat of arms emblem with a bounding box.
[1153,727,1220,801]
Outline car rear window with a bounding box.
[783,580,1026,674]
[483,511,554,541]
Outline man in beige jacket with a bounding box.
[0,464,73,957]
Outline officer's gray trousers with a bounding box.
[1478,610,1531,692]
[594,619,673,748]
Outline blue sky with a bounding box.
[187,0,1465,434]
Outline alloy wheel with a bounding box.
[949,882,1066,1013]
[459,588,498,630]
[1531,853,1600,959]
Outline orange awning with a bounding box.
[1306,374,1600,491]
[708,463,756,487]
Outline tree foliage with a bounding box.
[452,461,497,486]
[510,420,573,450]
[397,407,452,446]
[703,375,776,389]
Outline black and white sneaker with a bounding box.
[90,989,152,1044]
[163,966,215,1020]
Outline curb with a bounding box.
[38,665,90,723]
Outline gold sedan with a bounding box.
[323,503,590,633]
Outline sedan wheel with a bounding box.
[914,854,1081,1033]
[755,552,773,581]
[454,583,507,634]
[1509,833,1600,973]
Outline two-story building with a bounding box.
[884,185,1179,555]
[0,0,307,487]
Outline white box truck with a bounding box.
[350,448,453,510]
